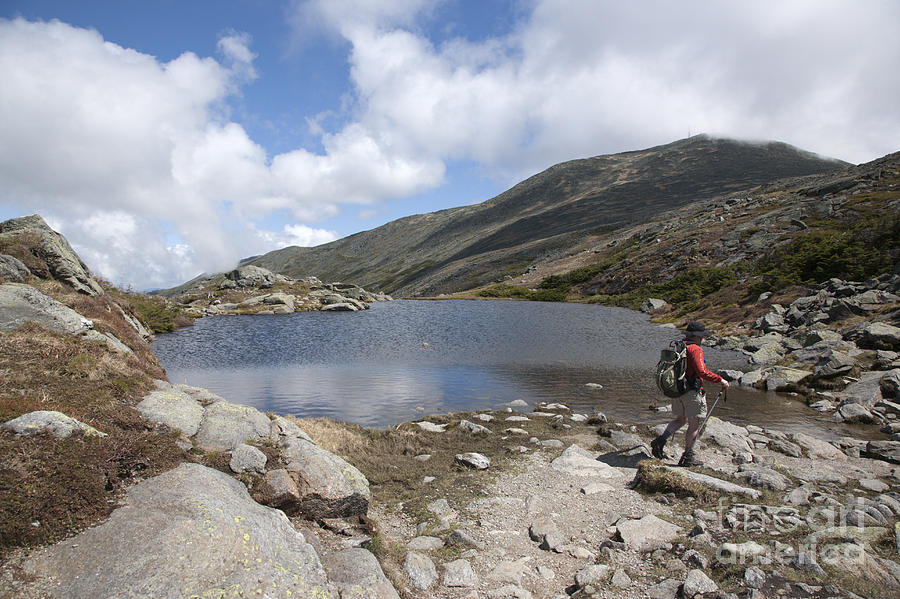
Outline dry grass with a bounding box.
[633,460,717,501]
[289,411,578,527]
[0,316,182,556]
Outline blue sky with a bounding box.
[1,1,898,290]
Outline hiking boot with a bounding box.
[650,436,667,459]
[677,449,702,468]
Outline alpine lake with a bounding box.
[153,299,872,438]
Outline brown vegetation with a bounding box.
[0,296,183,555]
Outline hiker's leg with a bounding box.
[664,416,686,436]
[652,415,685,459]
[684,417,701,451]
[677,390,707,466]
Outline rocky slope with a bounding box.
[0,217,397,597]
[159,136,847,298]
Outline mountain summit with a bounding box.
[171,137,848,297]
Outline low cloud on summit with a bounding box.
[1,1,898,289]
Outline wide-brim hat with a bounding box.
[683,321,712,337]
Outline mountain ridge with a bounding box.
[161,136,848,297]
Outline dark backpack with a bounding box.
[655,340,689,398]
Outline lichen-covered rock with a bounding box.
[20,463,335,598]
[2,410,106,438]
[404,551,437,590]
[229,443,267,474]
[0,214,103,295]
[137,388,205,437]
[0,253,30,282]
[193,400,272,451]
[0,283,94,334]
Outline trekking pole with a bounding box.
[697,389,725,437]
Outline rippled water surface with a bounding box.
[153,300,868,436]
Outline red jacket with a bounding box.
[685,342,723,387]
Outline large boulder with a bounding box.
[765,366,811,391]
[193,400,272,451]
[641,298,668,313]
[814,350,856,379]
[0,253,30,282]
[856,322,900,351]
[225,264,281,288]
[0,283,93,334]
[791,432,846,461]
[20,463,335,598]
[0,214,104,295]
[864,441,900,465]
[283,438,371,518]
[137,387,205,437]
[840,371,886,406]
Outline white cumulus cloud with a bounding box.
[0,17,430,289]
[297,0,900,183]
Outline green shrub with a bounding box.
[749,215,899,295]
[123,293,191,334]
[477,284,567,302]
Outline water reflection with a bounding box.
[153,300,875,437]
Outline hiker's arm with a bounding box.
[687,345,725,385]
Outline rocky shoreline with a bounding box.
[163,263,393,318]
[4,389,900,598]
[644,274,900,451]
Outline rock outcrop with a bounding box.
[0,214,103,295]
[0,282,94,334]
[20,463,336,598]
[137,381,370,519]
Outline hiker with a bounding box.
[651,321,729,467]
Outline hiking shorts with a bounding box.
[674,389,707,419]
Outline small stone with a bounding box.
[581,482,615,495]
[407,536,443,551]
[540,530,567,552]
[682,569,718,596]
[415,421,448,433]
[646,578,682,599]
[859,478,889,493]
[443,559,477,587]
[682,549,709,569]
[404,551,438,590]
[574,564,610,588]
[611,569,632,587]
[455,452,490,469]
[228,443,267,474]
[744,565,766,589]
